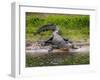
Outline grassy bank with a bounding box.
[25,13,90,67]
[26,13,89,42]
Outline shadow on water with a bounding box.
[26,52,89,67]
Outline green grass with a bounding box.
[25,13,90,67]
[26,12,89,42]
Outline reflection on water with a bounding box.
[26,52,89,67]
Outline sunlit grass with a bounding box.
[25,13,90,67]
[26,13,89,41]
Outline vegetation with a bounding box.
[26,12,89,42]
[25,12,90,67]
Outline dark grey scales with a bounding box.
[33,23,78,53]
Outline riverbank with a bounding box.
[25,41,89,57]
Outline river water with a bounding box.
[26,52,89,67]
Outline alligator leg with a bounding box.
[71,44,79,49]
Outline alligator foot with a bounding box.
[71,45,79,49]
[48,48,53,53]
